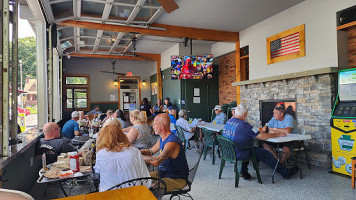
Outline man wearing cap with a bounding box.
[87,105,102,115]
[212,105,227,124]
[168,106,177,134]
[62,111,81,139]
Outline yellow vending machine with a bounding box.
[331,68,356,176]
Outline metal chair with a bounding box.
[201,128,219,165]
[216,135,262,187]
[165,145,203,200]
[107,177,167,200]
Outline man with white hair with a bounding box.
[62,111,81,139]
[223,104,299,180]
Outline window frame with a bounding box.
[266,24,305,65]
[63,74,90,111]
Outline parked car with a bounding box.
[18,107,30,116]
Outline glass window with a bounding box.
[66,77,88,85]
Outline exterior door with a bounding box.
[120,89,140,111]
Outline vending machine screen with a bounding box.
[339,69,356,101]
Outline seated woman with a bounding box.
[151,98,163,116]
[94,124,150,192]
[140,97,152,117]
[113,109,132,128]
[101,110,113,124]
[162,97,173,113]
[124,110,152,149]
[176,110,195,140]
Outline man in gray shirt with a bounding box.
[40,122,77,159]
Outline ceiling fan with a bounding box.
[157,0,179,13]
[100,59,126,76]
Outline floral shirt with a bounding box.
[213,112,226,124]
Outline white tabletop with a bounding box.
[197,123,225,132]
[266,133,311,143]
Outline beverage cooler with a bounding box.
[331,68,356,176]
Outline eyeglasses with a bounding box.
[53,127,61,132]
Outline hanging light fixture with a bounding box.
[141,80,147,87]
[113,79,118,87]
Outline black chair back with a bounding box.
[107,177,167,200]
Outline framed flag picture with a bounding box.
[266,24,305,65]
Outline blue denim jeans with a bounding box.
[241,147,289,178]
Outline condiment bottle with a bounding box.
[265,123,269,133]
[69,152,80,173]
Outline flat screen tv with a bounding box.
[171,55,214,79]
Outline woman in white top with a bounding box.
[94,124,150,192]
[123,110,152,149]
[176,109,195,140]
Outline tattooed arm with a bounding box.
[142,142,180,167]
[141,140,160,156]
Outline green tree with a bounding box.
[18,37,36,89]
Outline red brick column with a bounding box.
[218,51,237,105]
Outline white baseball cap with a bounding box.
[71,111,79,118]
[213,105,222,110]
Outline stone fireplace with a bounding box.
[233,67,338,168]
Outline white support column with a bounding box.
[53,49,61,122]
[36,20,48,129]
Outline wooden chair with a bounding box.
[141,111,147,121]
[352,157,356,188]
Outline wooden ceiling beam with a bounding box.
[70,52,160,61]
[58,20,239,42]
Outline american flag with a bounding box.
[270,32,300,58]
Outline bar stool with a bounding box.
[352,157,356,188]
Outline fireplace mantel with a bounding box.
[232,67,338,86]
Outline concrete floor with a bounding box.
[29,149,356,200]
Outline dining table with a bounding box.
[197,123,225,132]
[54,185,157,200]
[266,133,312,183]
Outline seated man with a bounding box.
[40,122,77,163]
[223,105,299,180]
[62,111,80,139]
[212,105,226,124]
[262,105,297,163]
[87,105,102,115]
[168,106,177,135]
[141,114,189,192]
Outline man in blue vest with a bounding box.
[141,113,189,192]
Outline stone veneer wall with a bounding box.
[240,73,337,168]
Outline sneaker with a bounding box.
[283,166,299,179]
[241,171,252,180]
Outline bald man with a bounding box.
[140,113,189,192]
[40,122,77,163]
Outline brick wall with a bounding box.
[218,51,237,105]
[348,26,356,68]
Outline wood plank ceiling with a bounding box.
[43,0,239,61]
